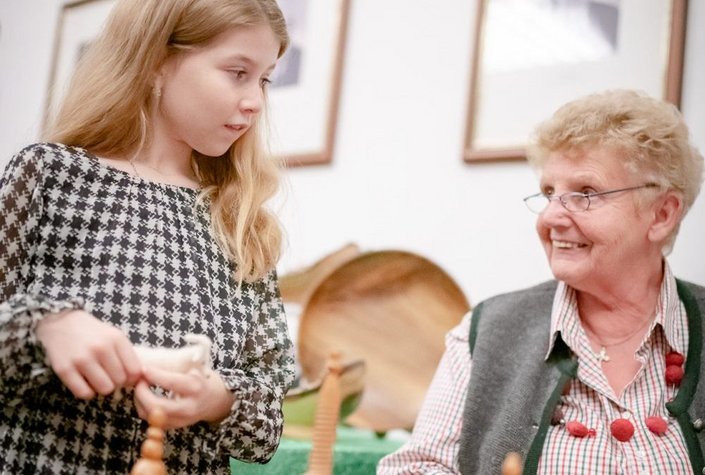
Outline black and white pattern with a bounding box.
[0,143,295,474]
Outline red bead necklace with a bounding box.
[552,351,684,442]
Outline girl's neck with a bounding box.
[132,140,194,176]
[126,138,199,188]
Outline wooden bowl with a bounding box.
[297,250,470,431]
[280,243,361,306]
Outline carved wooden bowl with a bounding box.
[297,250,470,431]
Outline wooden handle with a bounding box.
[130,407,168,475]
[501,452,522,475]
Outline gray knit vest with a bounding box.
[458,279,705,475]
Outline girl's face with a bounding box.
[154,24,280,159]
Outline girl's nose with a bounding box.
[239,85,264,115]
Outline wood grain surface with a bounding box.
[296,250,470,431]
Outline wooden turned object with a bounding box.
[501,452,523,475]
[304,352,344,475]
[131,407,168,475]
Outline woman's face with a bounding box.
[535,147,660,292]
[154,24,280,159]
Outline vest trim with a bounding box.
[667,279,704,473]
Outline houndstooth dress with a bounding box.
[0,143,295,474]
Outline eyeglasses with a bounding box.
[523,183,659,214]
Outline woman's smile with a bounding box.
[552,239,588,249]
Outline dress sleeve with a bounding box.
[209,270,296,463]
[376,312,473,475]
[0,145,85,403]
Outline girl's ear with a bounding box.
[152,59,171,96]
[152,71,165,97]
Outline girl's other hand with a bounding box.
[133,366,235,430]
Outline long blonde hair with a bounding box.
[45,0,289,283]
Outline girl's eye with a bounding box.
[260,78,272,88]
[230,70,246,80]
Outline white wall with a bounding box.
[1,0,703,305]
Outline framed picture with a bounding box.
[44,0,350,167]
[44,0,115,130]
[268,0,350,166]
[463,0,688,163]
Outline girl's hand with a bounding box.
[133,366,235,430]
[36,310,143,399]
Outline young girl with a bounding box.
[0,0,294,473]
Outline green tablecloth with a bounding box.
[230,427,404,474]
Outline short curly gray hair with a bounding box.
[527,89,704,253]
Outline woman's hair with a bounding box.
[527,89,704,252]
[45,0,289,283]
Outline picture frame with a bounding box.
[462,0,688,163]
[44,0,350,167]
[44,0,116,131]
[268,0,350,166]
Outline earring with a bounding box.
[153,85,161,98]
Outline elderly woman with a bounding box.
[377,90,705,474]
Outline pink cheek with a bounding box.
[536,221,548,238]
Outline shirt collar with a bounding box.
[544,261,686,360]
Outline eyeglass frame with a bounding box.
[523,183,660,214]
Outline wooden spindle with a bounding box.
[304,352,343,475]
[131,407,168,475]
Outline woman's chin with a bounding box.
[549,261,584,286]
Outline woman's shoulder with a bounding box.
[676,278,705,301]
[471,280,556,328]
[469,281,557,353]
[478,280,558,310]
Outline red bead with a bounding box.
[610,418,635,442]
[666,365,684,385]
[666,351,685,366]
[645,416,668,435]
[566,420,589,437]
